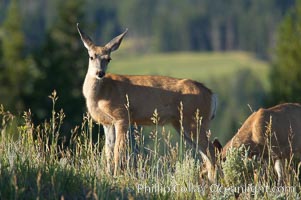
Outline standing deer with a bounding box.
[77,24,217,181]
[213,103,301,184]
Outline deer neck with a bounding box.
[83,64,103,97]
[83,72,113,124]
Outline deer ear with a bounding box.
[105,29,128,52]
[212,138,223,153]
[77,23,95,50]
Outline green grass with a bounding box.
[0,91,300,199]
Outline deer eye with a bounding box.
[90,54,98,60]
[102,55,111,63]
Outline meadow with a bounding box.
[1,52,300,199]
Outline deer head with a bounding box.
[77,23,128,79]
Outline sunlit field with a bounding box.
[0,91,300,199]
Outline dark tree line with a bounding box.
[1,0,296,56]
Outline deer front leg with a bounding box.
[113,120,128,176]
[103,124,115,175]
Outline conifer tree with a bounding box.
[269,0,301,104]
[31,0,86,125]
[0,0,36,112]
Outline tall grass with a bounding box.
[0,93,300,199]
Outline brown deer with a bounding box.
[214,103,301,184]
[77,24,217,181]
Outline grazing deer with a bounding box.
[214,103,301,184]
[77,24,217,181]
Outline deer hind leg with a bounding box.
[177,120,214,158]
[113,120,128,176]
[274,159,284,185]
[103,124,116,175]
[172,120,216,182]
[172,120,211,155]
[197,124,216,183]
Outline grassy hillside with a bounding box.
[0,96,299,199]
[110,51,270,143]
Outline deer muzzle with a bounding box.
[96,71,106,79]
